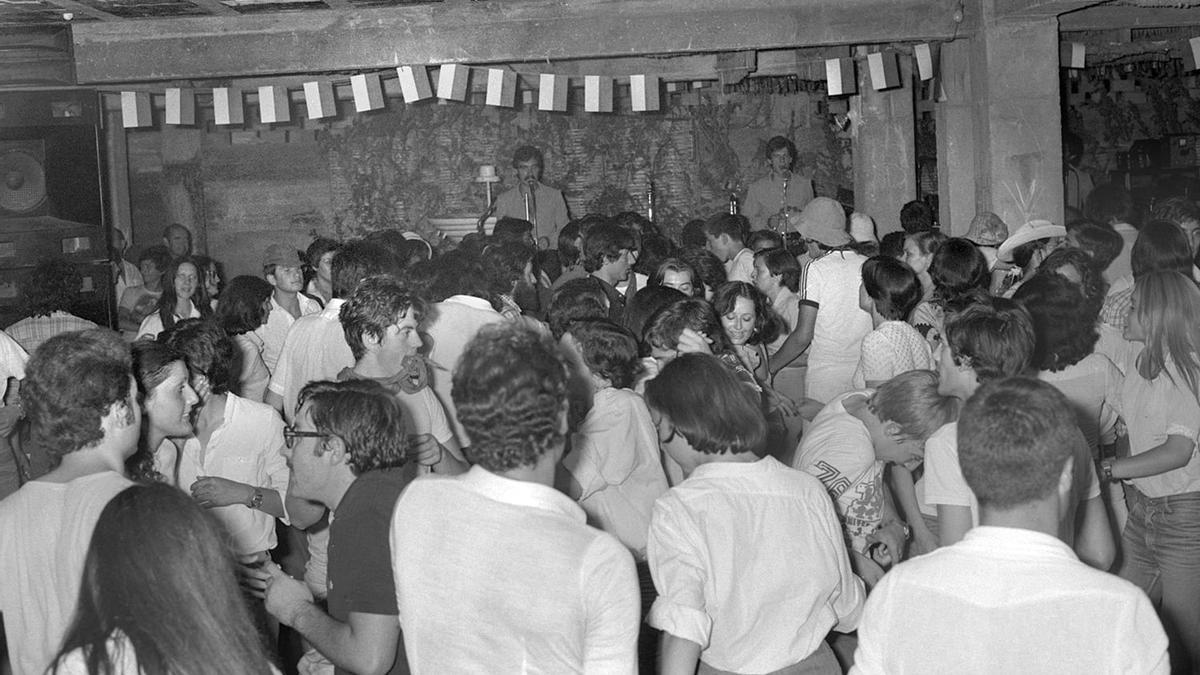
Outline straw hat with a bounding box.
[964,211,1009,247]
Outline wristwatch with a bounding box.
[1100,459,1115,482]
[247,488,264,510]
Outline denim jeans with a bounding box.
[1119,486,1200,673]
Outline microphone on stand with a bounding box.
[522,180,539,233]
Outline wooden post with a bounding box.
[852,46,917,234]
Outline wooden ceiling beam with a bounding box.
[189,0,239,16]
[991,0,1105,19]
[1059,5,1200,30]
[72,0,969,83]
[44,0,122,21]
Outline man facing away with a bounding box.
[264,379,416,675]
[390,323,640,673]
[0,330,136,674]
[492,145,570,249]
[851,377,1169,674]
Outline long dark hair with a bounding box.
[155,256,212,331]
[51,483,276,675]
[126,341,185,483]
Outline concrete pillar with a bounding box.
[936,40,979,236]
[852,46,917,234]
[963,5,1064,235]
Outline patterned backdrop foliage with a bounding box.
[316,88,851,241]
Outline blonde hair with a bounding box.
[870,369,959,441]
[1133,271,1200,397]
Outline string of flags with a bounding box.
[119,43,942,129]
[1060,36,1200,71]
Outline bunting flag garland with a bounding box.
[1060,42,1086,69]
[538,73,568,111]
[351,73,386,112]
[212,87,244,126]
[867,51,901,91]
[1185,37,1200,72]
[164,88,195,126]
[630,74,660,112]
[825,57,856,96]
[258,85,290,124]
[127,37,1143,129]
[485,69,517,107]
[584,75,613,113]
[914,43,935,81]
[397,65,433,103]
[437,64,469,101]
[121,91,151,128]
[303,81,336,119]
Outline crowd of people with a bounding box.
[0,144,1197,674]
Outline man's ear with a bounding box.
[323,435,350,466]
[102,399,136,433]
[882,419,906,443]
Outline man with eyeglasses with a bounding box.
[263,378,415,675]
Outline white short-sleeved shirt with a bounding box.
[852,320,933,389]
[562,387,669,558]
[254,293,323,373]
[0,471,132,675]
[391,467,639,673]
[1038,352,1122,454]
[924,422,1101,540]
[267,299,354,423]
[156,394,289,554]
[801,250,873,402]
[850,526,1169,675]
[1109,351,1200,498]
[794,392,884,552]
[423,296,506,446]
[647,457,864,673]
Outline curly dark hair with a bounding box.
[428,249,488,302]
[548,277,608,340]
[565,319,641,390]
[452,323,569,473]
[712,282,779,345]
[1036,246,1108,319]
[23,329,131,456]
[161,319,236,396]
[214,276,272,336]
[21,257,81,317]
[1013,273,1098,373]
[944,297,1035,384]
[298,379,409,475]
[339,275,427,361]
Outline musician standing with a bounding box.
[493,145,570,249]
[742,136,814,233]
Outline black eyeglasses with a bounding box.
[283,426,331,449]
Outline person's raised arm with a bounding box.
[769,302,817,377]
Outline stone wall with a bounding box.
[124,86,852,279]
